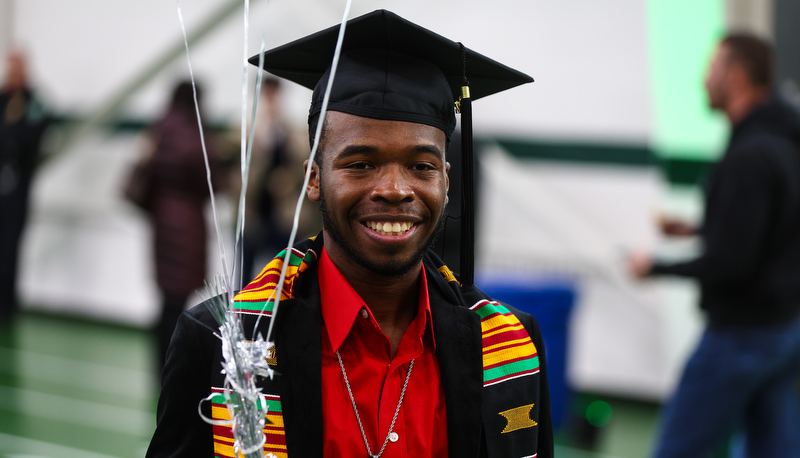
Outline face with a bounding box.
[704,44,732,111]
[3,53,27,91]
[306,111,450,278]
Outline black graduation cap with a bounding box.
[249,9,533,286]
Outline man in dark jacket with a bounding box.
[630,34,800,457]
[147,10,553,458]
[0,50,49,322]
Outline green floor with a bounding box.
[0,312,663,457]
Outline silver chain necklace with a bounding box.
[336,350,415,458]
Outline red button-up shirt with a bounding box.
[319,248,448,457]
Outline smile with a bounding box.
[365,221,415,236]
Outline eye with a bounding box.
[410,162,437,171]
[346,162,373,170]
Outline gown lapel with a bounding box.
[274,289,324,456]
[429,283,485,457]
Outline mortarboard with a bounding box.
[249,9,533,286]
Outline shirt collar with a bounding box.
[318,247,434,353]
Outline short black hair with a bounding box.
[721,33,773,89]
[308,112,328,166]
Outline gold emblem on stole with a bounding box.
[266,344,277,366]
[499,403,537,433]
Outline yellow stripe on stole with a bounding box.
[234,268,300,302]
[483,336,537,353]
[235,285,284,302]
[212,405,232,421]
[211,407,285,429]
[213,434,288,449]
[483,341,537,367]
[213,441,288,458]
[214,434,234,444]
[213,435,288,457]
[265,414,285,429]
[481,318,527,339]
[213,440,236,458]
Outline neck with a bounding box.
[353,272,421,357]
[725,87,769,125]
[324,241,422,355]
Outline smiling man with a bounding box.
[147,10,552,458]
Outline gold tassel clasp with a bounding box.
[455,85,471,113]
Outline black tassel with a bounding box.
[458,43,474,287]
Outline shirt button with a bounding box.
[389,432,399,443]
[360,308,368,319]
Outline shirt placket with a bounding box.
[377,359,411,458]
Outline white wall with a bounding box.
[9,0,652,142]
[476,147,705,399]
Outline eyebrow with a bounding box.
[335,143,444,161]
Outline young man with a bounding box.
[148,10,553,457]
[630,34,800,457]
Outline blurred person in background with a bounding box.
[0,50,49,323]
[630,34,800,457]
[146,80,222,372]
[239,76,318,283]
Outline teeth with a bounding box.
[366,221,414,236]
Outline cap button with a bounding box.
[388,432,399,443]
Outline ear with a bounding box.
[727,61,750,90]
[305,159,321,202]
[444,161,451,205]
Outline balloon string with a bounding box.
[256,0,354,343]
[233,0,251,295]
[176,0,231,297]
[234,43,266,293]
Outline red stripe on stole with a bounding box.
[240,279,282,295]
[242,277,280,290]
[482,339,537,361]
[211,416,286,446]
[211,428,287,449]
[481,324,532,348]
[239,284,293,300]
[265,430,286,447]
[213,423,235,440]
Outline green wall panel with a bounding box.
[646,0,728,161]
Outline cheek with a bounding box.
[426,183,449,212]
[320,177,360,213]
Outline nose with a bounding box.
[370,165,414,203]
